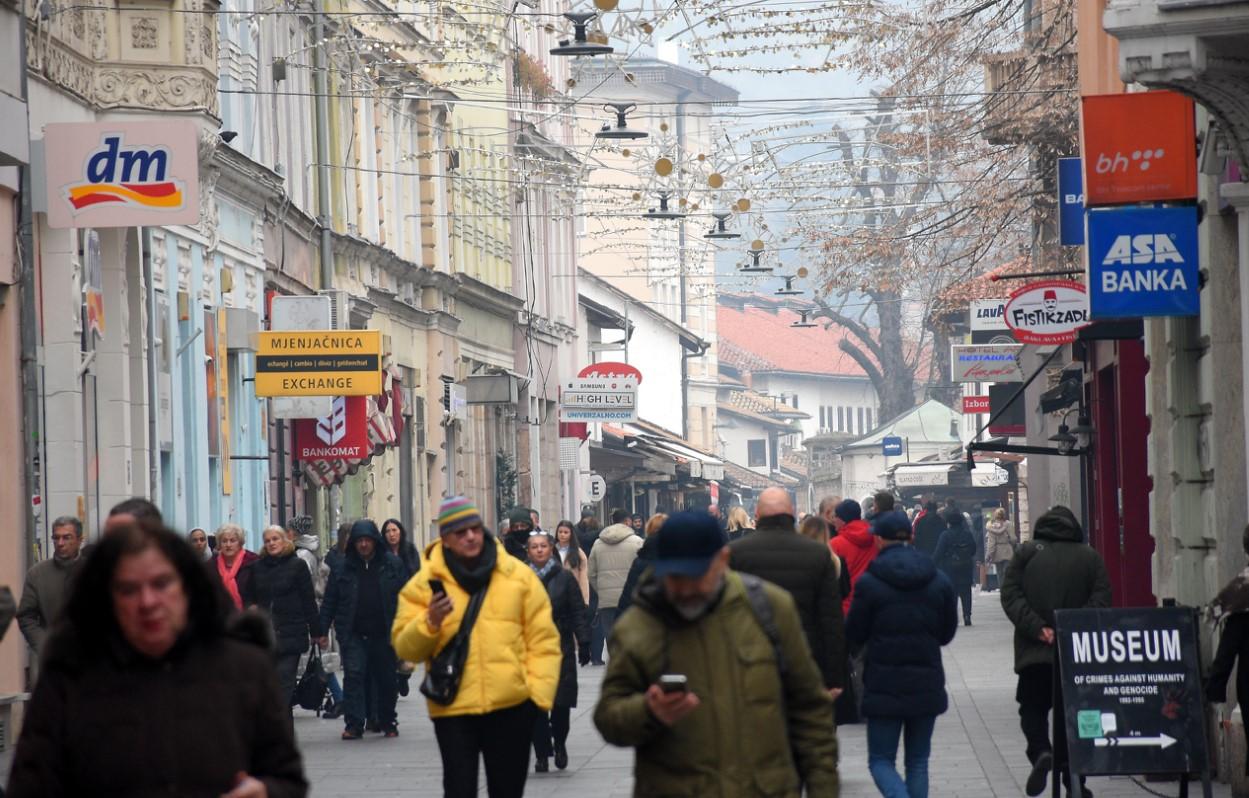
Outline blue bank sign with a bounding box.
[1057,157,1084,246]
[1086,206,1199,318]
[881,436,904,457]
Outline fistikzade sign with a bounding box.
[1004,280,1091,345]
[43,121,201,229]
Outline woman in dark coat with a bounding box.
[527,532,590,773]
[6,521,307,798]
[933,507,978,626]
[243,525,321,709]
[382,517,421,579]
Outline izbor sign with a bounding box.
[1086,206,1199,319]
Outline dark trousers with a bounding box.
[587,590,603,664]
[276,651,302,709]
[532,706,571,759]
[955,582,973,621]
[342,632,398,730]
[433,701,536,798]
[1018,663,1066,765]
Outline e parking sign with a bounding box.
[1086,206,1199,319]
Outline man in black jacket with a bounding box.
[729,487,846,696]
[318,519,407,740]
[1001,506,1110,797]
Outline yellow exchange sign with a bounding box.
[254,330,382,397]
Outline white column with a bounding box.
[1225,182,1249,520]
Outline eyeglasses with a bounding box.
[449,525,483,538]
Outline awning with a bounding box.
[642,437,726,481]
[891,463,955,487]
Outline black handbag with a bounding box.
[420,587,488,706]
[292,647,329,712]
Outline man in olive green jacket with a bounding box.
[1000,505,1111,796]
[594,511,839,797]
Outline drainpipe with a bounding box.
[313,0,334,294]
[18,0,42,552]
[142,228,161,500]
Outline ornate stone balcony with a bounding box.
[1103,0,1249,169]
[24,0,219,118]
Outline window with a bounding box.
[790,394,799,410]
[837,407,845,432]
[819,406,827,429]
[747,439,767,467]
[857,407,865,434]
[867,408,874,431]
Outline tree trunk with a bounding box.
[873,289,916,422]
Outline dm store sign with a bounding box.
[43,121,201,229]
[1086,206,1198,319]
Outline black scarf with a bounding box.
[445,533,498,594]
[755,514,796,533]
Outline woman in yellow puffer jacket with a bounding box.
[392,496,561,798]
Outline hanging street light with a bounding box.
[774,275,803,295]
[550,13,613,57]
[642,192,685,220]
[596,103,647,140]
[704,212,741,240]
[739,250,773,273]
[791,309,817,328]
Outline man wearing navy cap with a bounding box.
[593,512,839,797]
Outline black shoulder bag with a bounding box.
[420,587,489,706]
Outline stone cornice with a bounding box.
[455,272,525,315]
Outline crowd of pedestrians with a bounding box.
[2,486,1133,798]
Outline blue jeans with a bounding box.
[866,715,937,798]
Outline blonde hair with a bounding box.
[799,515,830,545]
[727,506,750,533]
[644,513,668,537]
[215,523,245,545]
[262,525,295,556]
[994,508,1007,521]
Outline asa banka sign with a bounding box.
[1055,607,1208,778]
[1086,206,1199,318]
[43,121,201,229]
[1004,280,1091,345]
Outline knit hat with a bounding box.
[506,507,534,529]
[654,512,728,577]
[834,499,862,523]
[872,510,912,541]
[287,515,313,536]
[439,496,482,536]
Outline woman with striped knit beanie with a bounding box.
[391,496,561,797]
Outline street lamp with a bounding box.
[596,103,647,140]
[550,13,613,57]
[1048,409,1091,455]
[739,250,772,273]
[774,275,803,296]
[641,192,685,220]
[704,212,740,240]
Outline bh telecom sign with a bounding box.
[42,121,201,229]
[1086,206,1199,318]
[1081,91,1197,207]
[254,330,383,397]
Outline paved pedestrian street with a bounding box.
[294,589,1233,797]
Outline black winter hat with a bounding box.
[834,499,862,523]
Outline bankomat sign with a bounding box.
[43,121,201,229]
[1086,206,1199,318]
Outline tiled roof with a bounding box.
[716,303,875,378]
[780,450,809,478]
[727,390,807,419]
[720,460,800,489]
[934,257,1034,312]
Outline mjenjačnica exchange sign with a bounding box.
[254,330,383,397]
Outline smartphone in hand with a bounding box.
[428,579,446,597]
[658,674,688,694]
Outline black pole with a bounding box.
[276,417,287,527]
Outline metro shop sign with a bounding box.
[1086,206,1199,318]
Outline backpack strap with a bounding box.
[741,573,788,678]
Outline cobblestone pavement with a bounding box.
[297,588,1232,797]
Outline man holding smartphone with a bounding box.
[594,512,839,797]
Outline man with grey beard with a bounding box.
[594,512,839,796]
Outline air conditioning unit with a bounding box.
[317,289,351,330]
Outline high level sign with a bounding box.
[254,330,383,397]
[559,377,639,423]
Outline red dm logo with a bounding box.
[65,135,184,213]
